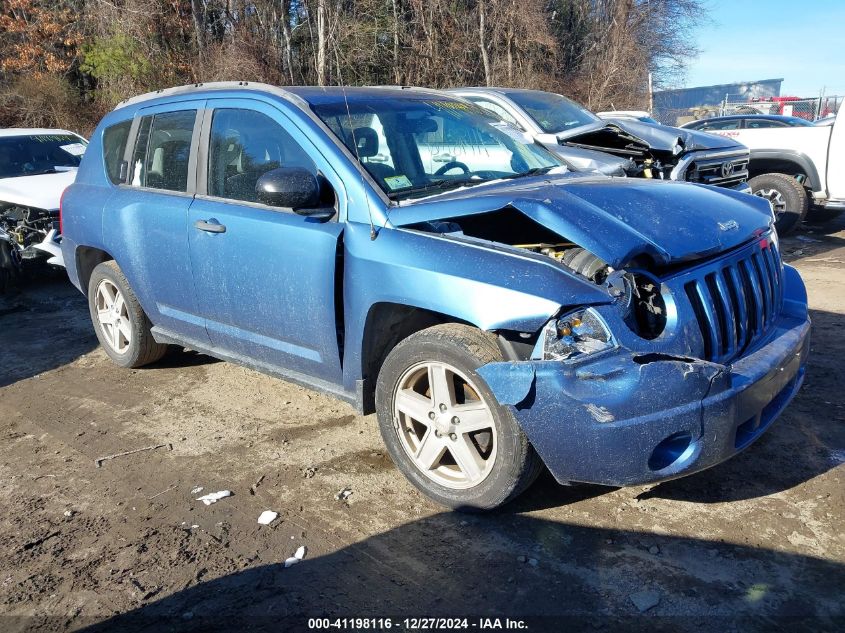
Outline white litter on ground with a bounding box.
[335,487,352,501]
[257,510,278,525]
[284,545,307,568]
[196,490,232,505]
[190,486,204,494]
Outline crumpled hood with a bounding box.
[0,169,76,210]
[547,144,633,176]
[391,175,773,269]
[561,118,742,153]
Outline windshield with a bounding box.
[504,90,599,134]
[0,134,86,179]
[310,97,564,202]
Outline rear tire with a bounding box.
[375,323,542,511]
[748,173,809,235]
[87,261,167,368]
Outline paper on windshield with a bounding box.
[60,143,87,157]
[384,175,412,190]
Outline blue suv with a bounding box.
[61,83,810,510]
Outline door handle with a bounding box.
[194,219,226,233]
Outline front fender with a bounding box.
[341,221,611,390]
[749,149,822,192]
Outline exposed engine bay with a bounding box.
[562,126,668,179]
[414,208,668,344]
[560,122,750,187]
[0,202,62,291]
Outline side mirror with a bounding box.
[255,167,323,212]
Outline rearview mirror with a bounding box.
[255,167,323,212]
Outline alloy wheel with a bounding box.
[95,279,132,354]
[754,187,787,217]
[393,361,497,489]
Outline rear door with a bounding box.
[187,98,345,384]
[102,100,211,345]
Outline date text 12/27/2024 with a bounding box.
[307,618,528,630]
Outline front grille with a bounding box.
[684,239,783,363]
[685,156,749,188]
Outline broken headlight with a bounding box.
[532,308,614,361]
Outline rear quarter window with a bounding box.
[102,121,132,184]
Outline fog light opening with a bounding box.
[648,432,694,471]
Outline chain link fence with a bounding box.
[719,95,842,121]
[654,96,842,127]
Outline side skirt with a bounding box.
[151,326,359,410]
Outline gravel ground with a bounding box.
[0,218,843,632]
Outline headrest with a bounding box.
[350,127,378,158]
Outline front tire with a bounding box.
[748,173,809,235]
[375,324,542,511]
[87,261,167,368]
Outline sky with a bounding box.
[683,0,845,97]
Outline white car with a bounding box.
[691,110,845,232]
[0,128,87,286]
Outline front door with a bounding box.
[187,99,344,384]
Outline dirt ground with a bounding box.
[1,218,844,633]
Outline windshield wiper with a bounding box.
[387,178,483,201]
[502,166,556,180]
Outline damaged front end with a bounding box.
[474,240,810,487]
[0,202,64,285]
[554,119,751,189]
[389,175,808,487]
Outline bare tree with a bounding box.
[478,0,492,86]
[0,0,706,129]
[316,0,327,85]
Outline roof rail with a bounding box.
[114,81,301,110]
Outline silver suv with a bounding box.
[450,88,752,190]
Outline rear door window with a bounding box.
[130,110,197,192]
[102,120,131,184]
[744,119,787,129]
[700,119,741,131]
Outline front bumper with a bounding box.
[477,271,810,487]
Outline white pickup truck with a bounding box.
[704,109,845,233]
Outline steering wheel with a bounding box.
[434,161,470,176]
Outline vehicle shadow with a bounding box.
[149,347,222,370]
[781,213,845,263]
[77,513,843,632]
[0,276,98,388]
[0,277,222,388]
